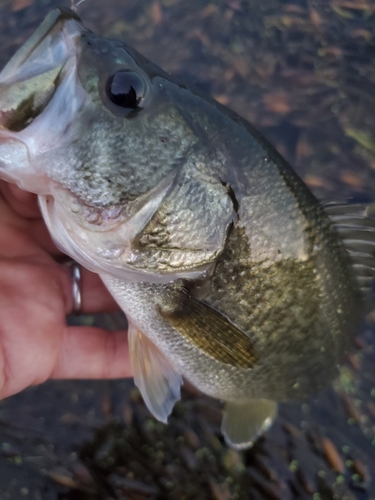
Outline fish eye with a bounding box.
[105,71,146,114]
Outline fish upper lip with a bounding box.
[0,8,82,84]
[0,8,88,188]
[0,8,83,131]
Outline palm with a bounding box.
[0,181,131,400]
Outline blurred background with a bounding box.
[0,0,374,498]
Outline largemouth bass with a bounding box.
[0,8,372,448]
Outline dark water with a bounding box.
[0,0,375,498]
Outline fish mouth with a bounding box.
[0,7,82,132]
[0,8,88,192]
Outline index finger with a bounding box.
[51,326,132,380]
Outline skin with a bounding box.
[0,180,132,400]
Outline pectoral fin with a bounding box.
[159,288,258,369]
[128,323,183,423]
[222,399,277,449]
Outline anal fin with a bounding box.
[128,323,183,423]
[222,399,277,449]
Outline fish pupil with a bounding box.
[106,71,144,110]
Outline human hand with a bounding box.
[0,180,131,400]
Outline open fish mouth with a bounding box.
[0,7,82,132]
[0,8,87,191]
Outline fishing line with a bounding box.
[71,0,88,12]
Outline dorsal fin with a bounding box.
[325,202,375,295]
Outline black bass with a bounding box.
[0,8,372,448]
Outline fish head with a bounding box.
[0,6,190,193]
[0,8,227,280]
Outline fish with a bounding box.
[0,7,373,449]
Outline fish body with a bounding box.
[0,8,367,448]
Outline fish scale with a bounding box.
[0,7,370,449]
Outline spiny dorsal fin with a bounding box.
[326,202,375,294]
[159,288,258,369]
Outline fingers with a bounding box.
[28,218,64,256]
[0,182,133,391]
[63,265,120,314]
[51,326,132,380]
[0,181,41,219]
[80,267,120,312]
[0,181,62,256]
[0,181,119,314]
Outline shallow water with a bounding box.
[0,0,374,498]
